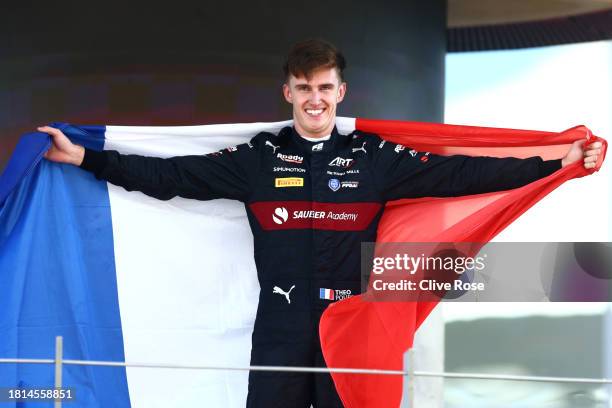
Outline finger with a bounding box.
[583,155,598,164]
[584,148,601,157]
[573,139,587,149]
[586,141,602,149]
[585,144,602,152]
[37,126,61,136]
[584,162,596,169]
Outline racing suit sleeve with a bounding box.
[79,141,257,202]
[371,138,562,202]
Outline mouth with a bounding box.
[305,108,326,118]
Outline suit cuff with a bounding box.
[541,159,562,177]
[79,148,108,176]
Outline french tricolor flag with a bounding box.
[320,288,335,301]
[0,117,605,407]
[0,118,355,408]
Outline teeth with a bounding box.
[306,109,323,116]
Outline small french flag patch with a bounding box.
[320,288,335,300]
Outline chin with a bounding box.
[308,119,331,132]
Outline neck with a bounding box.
[301,134,330,142]
[294,121,335,140]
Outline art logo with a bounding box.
[328,157,354,168]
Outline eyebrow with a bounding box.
[295,83,335,88]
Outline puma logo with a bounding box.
[352,141,367,154]
[273,285,295,304]
[266,140,280,154]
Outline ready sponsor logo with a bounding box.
[277,153,303,164]
[320,288,352,301]
[275,177,304,188]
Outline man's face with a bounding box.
[283,67,346,139]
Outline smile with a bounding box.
[306,108,325,117]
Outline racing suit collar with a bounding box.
[290,125,345,155]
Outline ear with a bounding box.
[337,82,347,103]
[282,83,292,103]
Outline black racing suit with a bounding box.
[80,125,561,407]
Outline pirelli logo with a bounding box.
[275,177,304,188]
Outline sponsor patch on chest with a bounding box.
[275,177,304,188]
[277,153,303,164]
[328,157,354,168]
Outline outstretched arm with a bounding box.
[37,126,256,202]
[369,135,602,201]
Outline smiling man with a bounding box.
[282,40,346,139]
[38,39,602,407]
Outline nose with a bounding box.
[309,89,321,105]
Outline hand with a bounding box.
[561,139,603,169]
[37,126,85,166]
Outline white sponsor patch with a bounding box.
[274,167,306,173]
[292,210,358,222]
[277,153,303,164]
[341,181,359,188]
[273,207,289,224]
[328,157,354,168]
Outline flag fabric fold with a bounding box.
[319,119,606,408]
[0,117,606,407]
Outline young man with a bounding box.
[39,39,601,407]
